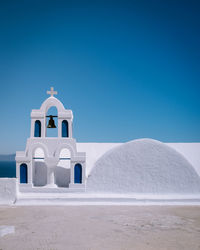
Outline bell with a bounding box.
[47,115,56,128]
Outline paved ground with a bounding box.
[0,205,200,250]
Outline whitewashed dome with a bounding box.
[87,138,200,193]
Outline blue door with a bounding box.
[62,120,68,137]
[34,120,41,137]
[74,164,82,183]
[20,164,28,183]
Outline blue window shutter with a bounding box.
[74,164,82,183]
[20,164,28,183]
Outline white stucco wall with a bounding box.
[0,178,16,204]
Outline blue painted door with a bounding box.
[74,164,82,183]
[34,120,41,137]
[62,120,68,137]
[20,164,28,183]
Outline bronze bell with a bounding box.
[47,115,56,128]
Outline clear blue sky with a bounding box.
[0,0,200,154]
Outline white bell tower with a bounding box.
[15,87,86,193]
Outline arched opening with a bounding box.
[34,120,41,137]
[74,164,82,184]
[33,147,47,186]
[46,106,58,137]
[34,147,45,159]
[62,120,68,137]
[20,163,28,183]
[56,148,71,187]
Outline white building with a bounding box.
[15,87,86,192]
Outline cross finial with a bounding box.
[47,87,57,97]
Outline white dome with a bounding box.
[87,139,200,194]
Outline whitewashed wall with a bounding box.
[0,178,16,204]
[0,142,199,204]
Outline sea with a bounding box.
[0,161,16,178]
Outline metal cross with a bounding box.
[47,87,57,97]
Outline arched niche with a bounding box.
[56,148,71,187]
[33,147,47,186]
[46,106,58,137]
[58,148,71,168]
[62,120,68,137]
[20,163,28,183]
[74,163,82,184]
[59,148,71,159]
[27,143,48,159]
[54,143,75,159]
[34,120,41,137]
[34,147,45,160]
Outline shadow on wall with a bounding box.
[55,167,70,187]
[34,162,47,186]
[33,162,70,187]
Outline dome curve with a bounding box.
[86,139,200,194]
